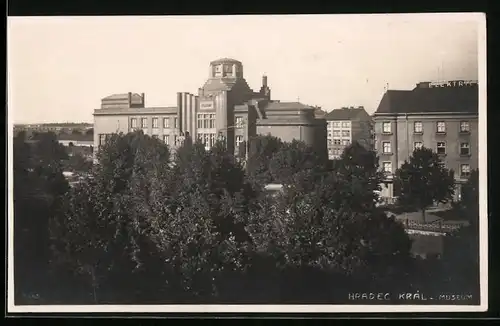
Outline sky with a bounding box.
[7,14,483,124]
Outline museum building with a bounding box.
[93,58,327,159]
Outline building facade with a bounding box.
[94,58,327,159]
[373,80,479,203]
[324,106,373,160]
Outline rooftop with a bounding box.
[264,101,313,111]
[375,82,478,115]
[102,93,143,101]
[57,133,94,142]
[324,107,367,120]
[210,58,242,65]
[94,106,177,115]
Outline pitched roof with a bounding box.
[375,84,478,115]
[324,107,367,120]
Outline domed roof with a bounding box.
[210,58,241,65]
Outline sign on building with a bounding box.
[429,80,477,88]
[200,101,214,110]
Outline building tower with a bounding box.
[260,75,271,100]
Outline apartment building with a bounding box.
[324,106,373,160]
[373,80,479,203]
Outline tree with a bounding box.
[460,169,479,225]
[394,147,455,222]
[440,169,480,300]
[63,152,93,174]
[335,142,385,211]
[245,141,413,301]
[246,135,284,186]
[268,139,327,185]
[13,132,69,302]
[50,131,173,303]
[138,139,257,300]
[245,167,412,301]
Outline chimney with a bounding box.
[262,75,268,87]
[141,93,145,106]
[416,82,431,89]
[128,92,132,106]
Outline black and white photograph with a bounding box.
[7,13,487,313]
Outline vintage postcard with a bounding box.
[7,13,487,314]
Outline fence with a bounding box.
[401,219,462,233]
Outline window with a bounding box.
[163,135,169,145]
[174,117,178,129]
[460,121,470,133]
[235,116,243,128]
[333,122,341,128]
[383,162,392,174]
[342,130,350,137]
[333,139,341,145]
[152,118,159,129]
[382,141,392,154]
[342,139,350,146]
[437,121,446,133]
[131,118,138,129]
[203,114,208,128]
[414,121,423,133]
[99,134,106,146]
[414,142,423,151]
[437,142,446,154]
[328,139,332,145]
[209,114,215,129]
[327,133,332,138]
[460,143,470,156]
[333,130,340,137]
[235,135,243,148]
[342,121,350,128]
[174,135,179,145]
[328,149,334,156]
[141,118,147,128]
[382,122,391,133]
[152,135,159,139]
[210,133,216,147]
[461,164,471,178]
[163,118,170,128]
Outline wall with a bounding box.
[93,113,179,150]
[256,122,317,147]
[374,113,478,200]
[93,114,130,149]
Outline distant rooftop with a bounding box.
[324,107,367,120]
[57,133,94,142]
